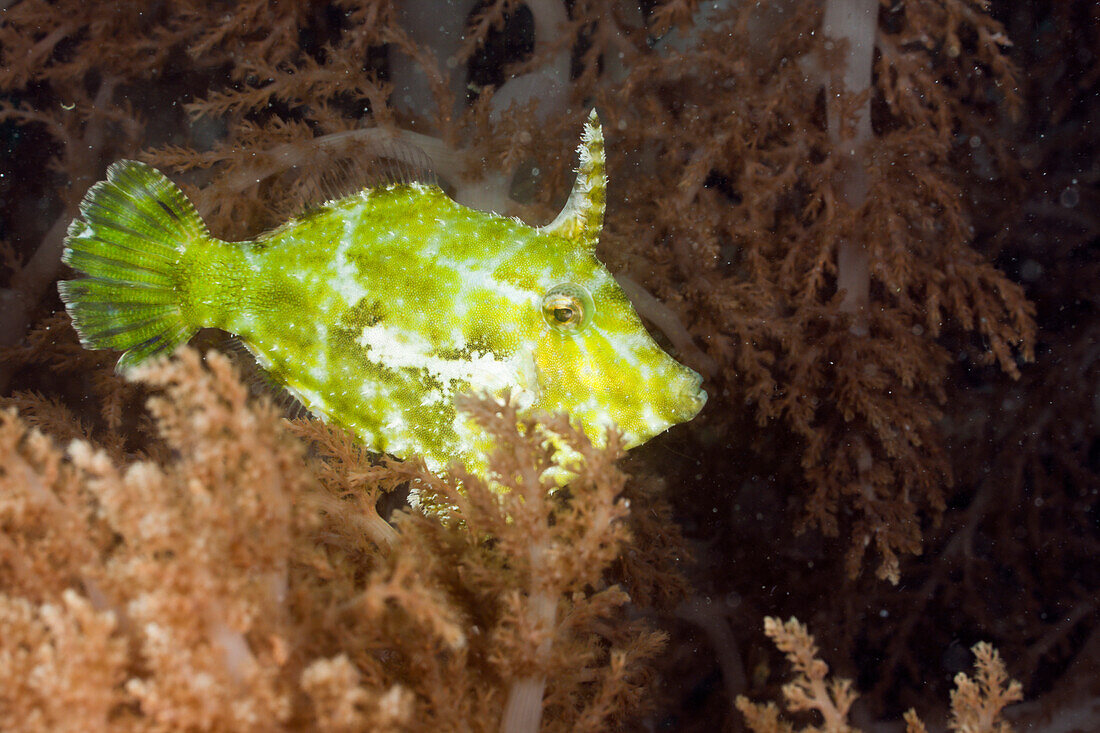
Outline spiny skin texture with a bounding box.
[59,113,706,475]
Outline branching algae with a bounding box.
[58,112,706,474]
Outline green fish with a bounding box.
[58,112,706,476]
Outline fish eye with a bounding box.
[541,283,594,333]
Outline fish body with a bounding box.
[59,113,706,475]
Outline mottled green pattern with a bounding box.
[59,112,706,477]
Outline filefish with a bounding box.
[58,112,706,476]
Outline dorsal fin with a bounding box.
[273,134,439,221]
[539,110,606,251]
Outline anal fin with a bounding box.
[219,335,311,419]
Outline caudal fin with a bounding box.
[58,161,209,372]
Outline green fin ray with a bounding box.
[70,218,179,263]
[63,248,177,288]
[59,160,210,372]
[58,277,180,304]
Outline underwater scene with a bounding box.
[0,1,1095,730]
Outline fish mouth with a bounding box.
[675,369,707,421]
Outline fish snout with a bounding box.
[673,368,707,422]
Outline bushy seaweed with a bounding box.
[0,1,1096,730]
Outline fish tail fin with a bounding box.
[58,160,210,372]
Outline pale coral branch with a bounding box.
[499,587,556,733]
[677,596,747,711]
[212,124,520,215]
[499,406,569,733]
[615,274,718,378]
[489,0,570,123]
[391,0,480,123]
[0,211,67,389]
[499,511,557,733]
[823,0,877,329]
[0,208,71,395]
[217,127,467,197]
[0,77,123,392]
[499,677,546,733]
